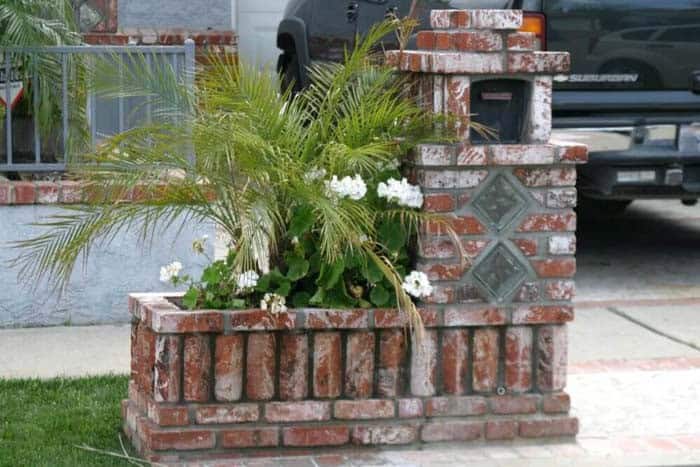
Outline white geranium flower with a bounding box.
[402,271,433,298]
[377,177,424,208]
[159,261,183,283]
[260,293,287,314]
[237,270,259,289]
[325,174,367,201]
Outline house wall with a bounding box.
[0,205,212,328]
[118,0,233,30]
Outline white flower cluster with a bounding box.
[401,271,433,298]
[260,293,287,314]
[237,270,259,289]
[325,174,367,201]
[159,261,183,283]
[377,178,423,208]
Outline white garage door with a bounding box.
[237,0,288,67]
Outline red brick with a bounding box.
[545,280,576,300]
[283,426,350,447]
[334,399,394,419]
[508,52,570,73]
[150,309,224,333]
[514,167,577,187]
[462,239,490,259]
[230,309,295,330]
[414,144,455,166]
[214,334,244,402]
[13,181,35,204]
[421,421,483,442]
[513,305,574,324]
[504,326,532,392]
[430,10,471,29]
[304,309,368,329]
[443,306,506,326]
[345,332,375,398]
[457,144,488,165]
[471,9,522,29]
[507,32,537,50]
[147,402,189,427]
[441,329,469,395]
[374,308,440,328]
[418,169,488,189]
[416,31,436,50]
[473,328,499,392]
[546,188,578,209]
[410,331,438,396]
[418,262,464,281]
[491,395,538,414]
[558,143,588,163]
[512,238,538,256]
[424,193,455,212]
[313,332,342,398]
[221,427,279,448]
[519,417,579,438]
[377,330,407,397]
[35,182,59,204]
[264,401,331,422]
[425,215,485,235]
[0,184,11,204]
[246,332,276,400]
[537,326,568,391]
[279,333,308,400]
[153,335,181,403]
[352,425,418,445]
[398,398,423,418]
[486,420,519,440]
[531,259,577,278]
[445,76,470,139]
[543,392,571,413]
[424,284,455,305]
[183,335,211,402]
[59,180,84,203]
[134,323,156,396]
[149,429,216,451]
[420,239,457,259]
[491,145,555,165]
[454,31,503,51]
[425,396,487,417]
[195,404,259,424]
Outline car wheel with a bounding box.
[279,51,301,94]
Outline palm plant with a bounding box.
[12,20,464,331]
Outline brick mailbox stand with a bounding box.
[123,9,587,463]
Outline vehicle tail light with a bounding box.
[519,12,547,50]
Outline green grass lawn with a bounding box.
[0,375,134,467]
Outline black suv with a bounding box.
[277,0,700,209]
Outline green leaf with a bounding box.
[201,266,220,285]
[288,205,315,237]
[363,260,384,283]
[370,284,390,306]
[317,258,345,290]
[286,255,310,281]
[378,220,406,252]
[309,287,325,305]
[292,291,311,307]
[229,298,246,308]
[275,279,292,297]
[182,288,199,309]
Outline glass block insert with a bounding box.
[472,243,527,301]
[472,174,527,231]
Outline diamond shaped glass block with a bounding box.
[472,244,527,302]
[472,174,527,231]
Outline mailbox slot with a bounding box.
[470,79,529,144]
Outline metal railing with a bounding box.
[1,40,195,172]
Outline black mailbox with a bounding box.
[470,79,528,144]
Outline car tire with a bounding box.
[279,51,301,94]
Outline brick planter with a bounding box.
[123,8,586,462]
[124,294,578,462]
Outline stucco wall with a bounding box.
[0,206,212,328]
[118,0,233,30]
